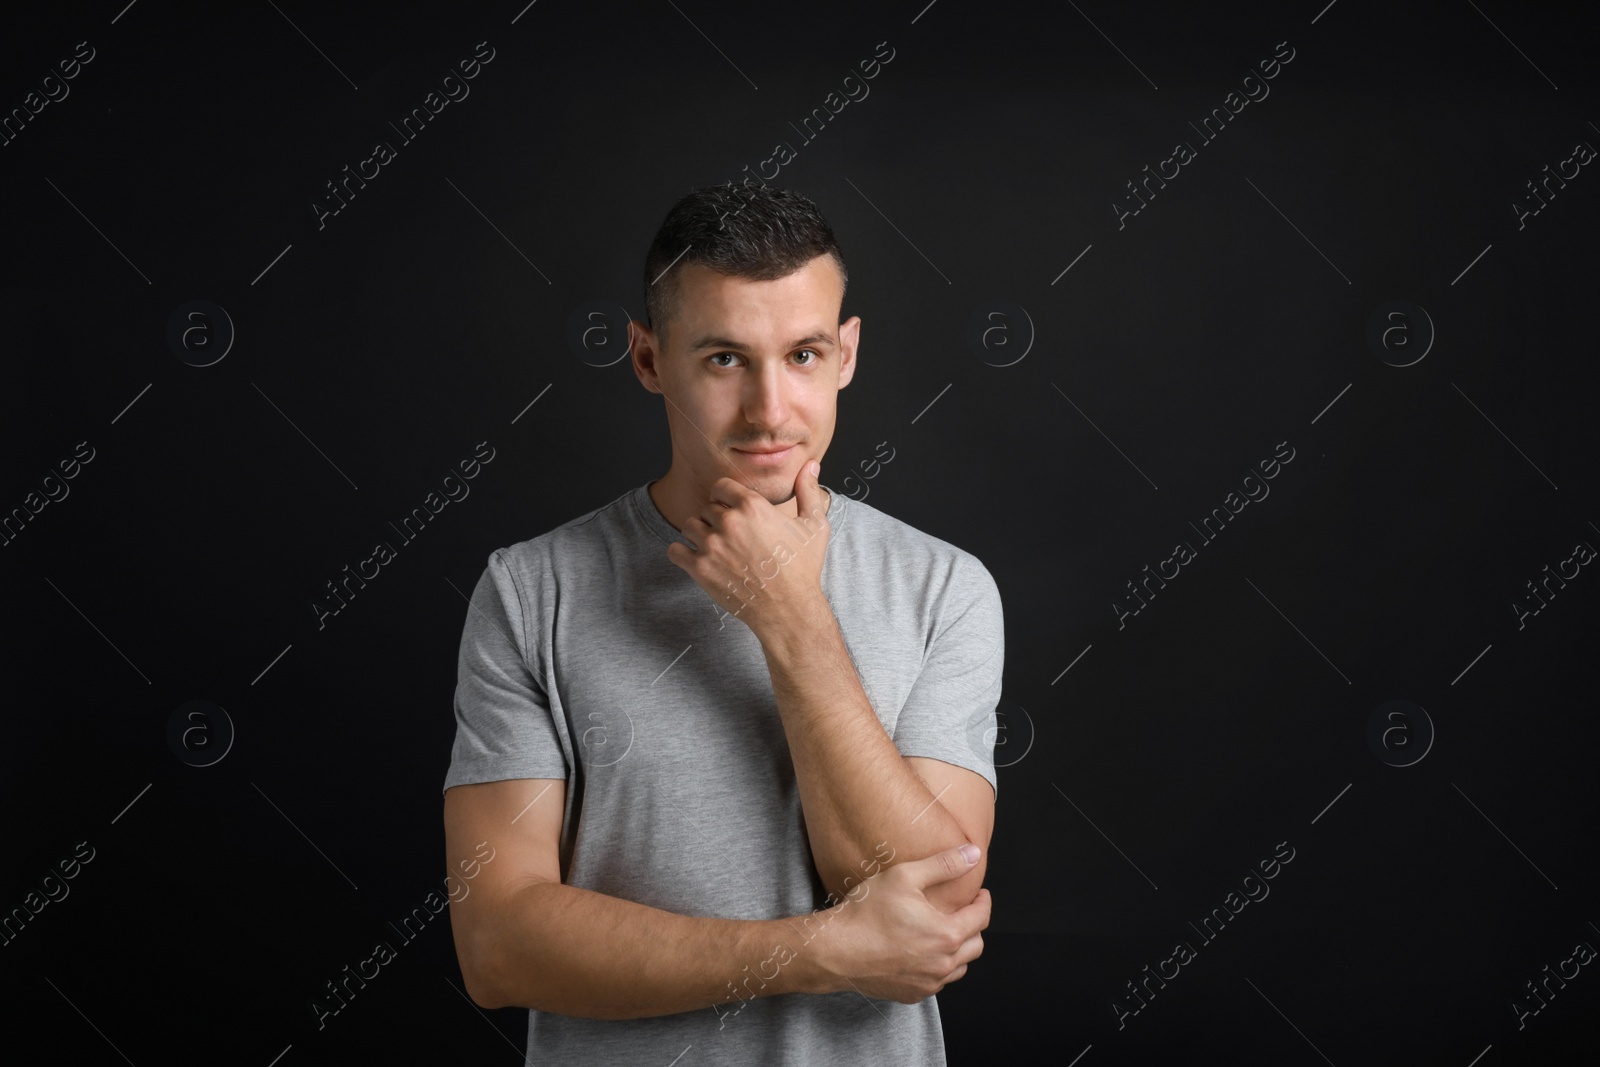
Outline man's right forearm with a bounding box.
[465,879,838,1020]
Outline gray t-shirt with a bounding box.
[444,480,1004,1066]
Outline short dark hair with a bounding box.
[641,182,848,343]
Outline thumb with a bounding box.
[910,843,982,889]
[793,459,826,524]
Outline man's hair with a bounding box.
[641,182,848,344]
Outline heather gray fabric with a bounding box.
[443,479,1003,1066]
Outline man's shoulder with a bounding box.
[832,491,998,593]
[488,484,644,572]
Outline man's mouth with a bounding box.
[733,444,798,465]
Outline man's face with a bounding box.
[632,254,859,508]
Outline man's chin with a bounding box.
[768,488,797,507]
[718,454,802,504]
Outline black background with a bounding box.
[3,1,1597,1064]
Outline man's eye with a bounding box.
[707,350,819,367]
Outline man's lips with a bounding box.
[733,444,799,466]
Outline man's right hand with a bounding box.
[801,843,991,1004]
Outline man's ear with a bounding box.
[837,315,860,389]
[630,321,664,394]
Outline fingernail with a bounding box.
[960,844,980,864]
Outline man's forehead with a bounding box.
[673,259,842,344]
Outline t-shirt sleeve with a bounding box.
[891,551,1005,799]
[442,549,569,794]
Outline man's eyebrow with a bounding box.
[686,332,836,352]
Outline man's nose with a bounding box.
[744,361,791,427]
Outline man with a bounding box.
[442,182,1005,1064]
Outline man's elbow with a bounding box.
[453,916,512,1009]
[889,831,986,913]
[458,951,506,1009]
[463,971,507,1010]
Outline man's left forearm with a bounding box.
[757,592,986,912]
